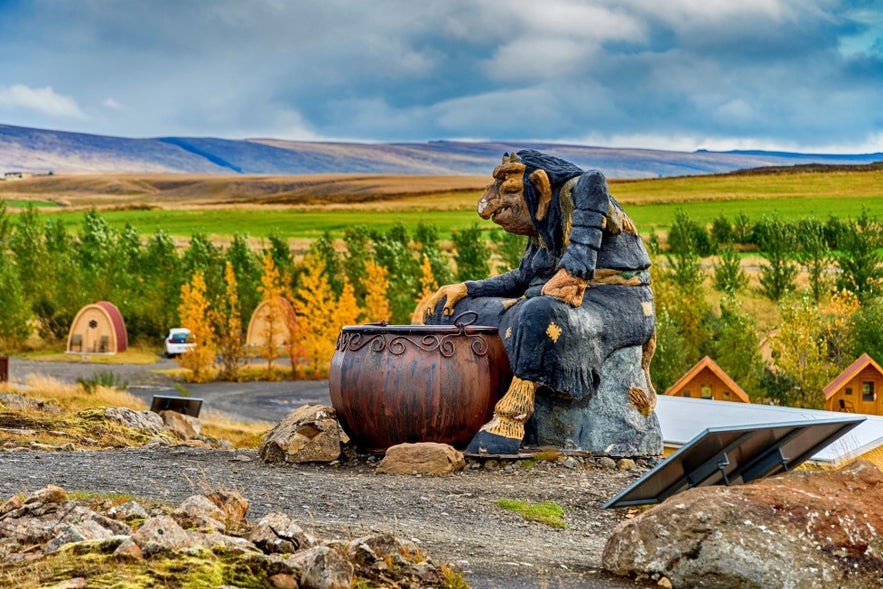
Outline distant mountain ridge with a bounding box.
[2,123,881,179]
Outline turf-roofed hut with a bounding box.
[664,356,750,403]
[66,301,128,354]
[246,297,297,349]
[824,353,883,416]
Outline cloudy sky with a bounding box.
[1,0,881,153]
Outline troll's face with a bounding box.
[477,154,552,236]
[477,161,534,235]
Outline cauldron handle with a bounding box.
[452,311,478,334]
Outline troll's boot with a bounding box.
[466,377,537,455]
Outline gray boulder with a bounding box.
[603,460,883,588]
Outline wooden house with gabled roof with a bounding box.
[664,355,751,403]
[824,353,883,415]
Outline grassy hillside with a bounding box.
[2,165,882,240]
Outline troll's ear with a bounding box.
[529,169,552,222]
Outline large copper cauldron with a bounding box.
[329,313,511,452]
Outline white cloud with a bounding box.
[103,97,122,110]
[572,130,883,155]
[621,0,798,30]
[0,84,86,118]
[714,99,756,123]
[479,0,645,81]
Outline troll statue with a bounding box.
[423,150,658,455]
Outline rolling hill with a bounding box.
[1,123,882,179]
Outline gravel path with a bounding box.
[0,446,653,589]
[3,357,656,588]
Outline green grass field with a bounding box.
[3,199,60,208]
[626,194,883,231]
[19,167,883,240]
[36,193,883,240]
[38,208,485,240]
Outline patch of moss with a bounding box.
[1,549,278,589]
[532,450,561,462]
[495,498,567,529]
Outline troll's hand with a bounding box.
[423,283,469,318]
[541,269,588,307]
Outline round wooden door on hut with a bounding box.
[67,301,128,354]
[329,313,511,452]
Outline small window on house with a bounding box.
[845,387,853,395]
[700,385,712,399]
[682,391,690,397]
[862,382,875,402]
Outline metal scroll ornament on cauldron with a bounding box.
[329,312,511,453]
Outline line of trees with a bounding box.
[3,200,883,409]
[660,207,883,302]
[0,201,521,357]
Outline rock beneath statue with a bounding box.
[260,404,343,464]
[602,460,883,589]
[377,442,465,475]
[524,345,662,456]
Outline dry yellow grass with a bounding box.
[27,349,161,365]
[16,374,146,411]
[0,375,270,449]
[198,409,273,450]
[0,172,488,210]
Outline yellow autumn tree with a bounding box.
[417,254,438,300]
[292,253,338,378]
[257,253,287,377]
[411,254,438,323]
[177,270,217,382]
[214,261,245,381]
[363,259,392,323]
[336,276,362,327]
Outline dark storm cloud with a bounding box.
[0,0,880,152]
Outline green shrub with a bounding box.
[77,371,129,394]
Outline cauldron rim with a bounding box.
[340,323,498,335]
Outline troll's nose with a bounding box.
[477,185,497,219]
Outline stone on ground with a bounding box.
[159,410,201,439]
[207,489,249,527]
[260,404,343,463]
[603,460,883,589]
[171,494,227,532]
[289,545,354,589]
[377,442,465,475]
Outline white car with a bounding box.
[164,328,195,357]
